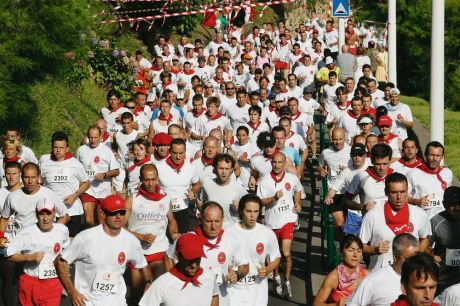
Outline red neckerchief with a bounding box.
[279,89,288,93]
[378,133,398,144]
[51,152,72,161]
[132,105,144,116]
[361,108,376,115]
[192,109,206,118]
[365,166,394,182]
[158,113,174,124]
[137,185,166,201]
[128,156,150,172]
[153,151,169,161]
[263,148,279,161]
[291,111,302,121]
[418,163,448,190]
[398,157,422,168]
[390,295,437,306]
[109,104,123,114]
[326,28,333,33]
[268,105,276,113]
[170,266,204,290]
[194,226,224,250]
[247,121,261,131]
[384,202,414,235]
[183,69,195,75]
[336,101,351,110]
[165,156,185,173]
[366,152,372,158]
[280,41,288,47]
[252,33,257,39]
[201,156,214,166]
[270,170,286,183]
[171,66,182,74]
[150,65,162,71]
[205,112,224,120]
[287,131,295,139]
[101,131,110,142]
[162,80,172,90]
[293,50,301,56]
[3,156,20,163]
[347,109,360,119]
[212,76,223,83]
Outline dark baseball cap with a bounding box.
[303,86,315,94]
[351,143,366,156]
[279,106,291,116]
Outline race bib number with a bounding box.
[107,124,119,134]
[92,271,118,293]
[38,260,57,279]
[446,249,460,266]
[171,196,185,212]
[238,274,257,285]
[86,168,96,178]
[52,175,68,183]
[426,193,442,209]
[276,199,291,213]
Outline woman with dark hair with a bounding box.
[314,235,367,306]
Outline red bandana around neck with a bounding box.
[3,156,20,164]
[205,112,223,120]
[418,163,448,190]
[247,121,261,131]
[378,133,398,144]
[201,156,214,166]
[390,295,437,306]
[51,152,72,162]
[165,156,185,173]
[162,80,172,89]
[384,202,413,235]
[270,171,286,183]
[347,109,360,119]
[336,101,351,110]
[212,76,223,83]
[153,151,169,161]
[194,226,224,251]
[158,113,174,124]
[398,157,422,168]
[128,156,150,172]
[291,111,302,121]
[101,131,110,142]
[132,105,144,116]
[365,167,394,182]
[137,185,166,201]
[170,266,204,290]
[183,69,195,75]
[192,109,206,118]
[109,104,123,114]
[264,148,279,161]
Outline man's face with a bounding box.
[362,97,372,110]
[22,167,40,193]
[160,102,171,116]
[121,118,133,132]
[108,95,120,109]
[446,203,460,220]
[328,76,337,86]
[384,86,392,99]
[331,131,345,151]
[373,156,391,178]
[236,129,249,145]
[363,68,372,78]
[249,111,259,123]
[242,201,260,228]
[192,99,203,113]
[279,120,291,134]
[140,169,158,193]
[288,101,299,114]
[200,206,223,239]
[168,127,182,139]
[236,93,247,106]
[403,273,437,306]
[135,94,147,107]
[88,128,101,148]
[402,141,418,160]
[390,93,400,105]
[177,255,201,277]
[367,81,377,93]
[273,131,286,150]
[345,79,355,92]
[387,181,408,210]
[156,145,169,157]
[170,144,186,165]
[37,210,55,232]
[425,146,443,170]
[104,210,125,231]
[278,81,287,91]
[337,92,348,104]
[5,131,18,141]
[52,140,69,161]
[5,167,20,188]
[351,154,365,168]
[216,160,232,183]
[288,76,297,87]
[203,140,218,159]
[366,136,378,152]
[351,101,363,114]
[271,154,286,174]
[379,125,391,136]
[206,104,218,116]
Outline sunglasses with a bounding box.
[126,106,136,109]
[104,210,126,217]
[226,87,235,90]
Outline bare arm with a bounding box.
[211,295,219,306]
[166,205,180,241]
[313,270,339,306]
[55,255,88,306]
[8,252,43,264]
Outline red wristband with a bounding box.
[0,231,5,239]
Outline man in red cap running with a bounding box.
[139,233,219,306]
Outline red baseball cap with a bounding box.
[176,233,206,261]
[152,132,172,146]
[101,195,126,212]
[377,115,393,127]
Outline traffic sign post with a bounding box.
[332,0,350,18]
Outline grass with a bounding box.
[401,95,460,178]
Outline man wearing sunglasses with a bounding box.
[55,194,152,306]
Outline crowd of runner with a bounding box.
[0,9,458,306]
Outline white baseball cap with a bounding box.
[36,198,55,213]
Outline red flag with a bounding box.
[202,11,217,28]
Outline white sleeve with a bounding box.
[60,232,86,264]
[166,239,178,262]
[108,150,120,171]
[358,214,373,245]
[50,191,68,217]
[138,279,164,306]
[293,177,303,192]
[418,211,432,238]
[346,278,370,306]
[129,238,148,269]
[345,173,361,197]
[5,230,26,257]
[403,105,413,121]
[1,195,13,219]
[267,230,281,262]
[75,161,89,182]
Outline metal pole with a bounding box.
[430,0,445,144]
[388,0,397,85]
[338,18,345,54]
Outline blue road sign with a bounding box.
[332,0,350,17]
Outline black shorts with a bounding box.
[328,194,345,213]
[67,215,82,237]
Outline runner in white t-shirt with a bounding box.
[6,199,70,306]
[226,194,281,306]
[55,195,152,306]
[125,164,180,305]
[113,112,139,163]
[390,138,423,176]
[359,173,431,271]
[125,138,153,194]
[76,125,120,226]
[100,90,130,135]
[39,131,89,237]
[140,233,219,306]
[257,152,302,298]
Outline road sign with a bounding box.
[332,0,350,17]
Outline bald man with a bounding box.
[337,44,356,83]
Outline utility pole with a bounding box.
[388,0,397,85]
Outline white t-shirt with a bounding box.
[336,111,360,144]
[406,166,453,219]
[257,171,302,229]
[371,90,386,108]
[61,226,147,306]
[345,168,391,210]
[331,164,367,195]
[76,143,120,198]
[322,83,341,112]
[2,187,68,232]
[390,159,422,176]
[440,283,460,306]
[115,130,139,163]
[6,223,70,279]
[101,106,130,135]
[201,179,248,228]
[39,155,89,216]
[298,97,320,120]
[359,203,431,271]
[193,114,232,138]
[139,269,219,306]
[325,102,351,124]
[385,102,413,140]
[347,265,401,306]
[285,131,307,153]
[318,145,351,188]
[127,193,171,255]
[156,160,199,212]
[291,113,313,139]
[226,104,250,132]
[226,223,281,306]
